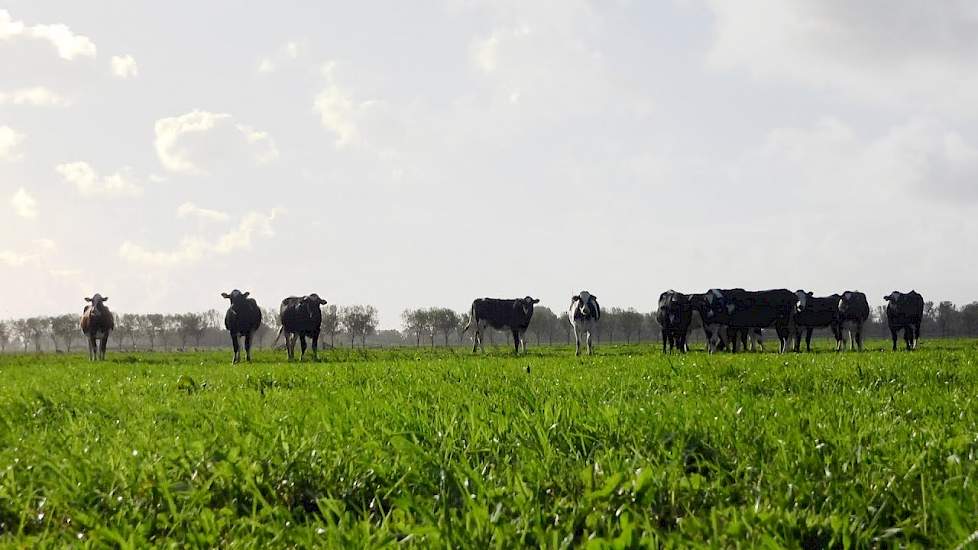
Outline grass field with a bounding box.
[2,340,978,547]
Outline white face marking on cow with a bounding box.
[726,303,735,314]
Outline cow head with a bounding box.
[795,290,813,312]
[222,289,251,309]
[84,294,109,311]
[572,291,597,317]
[884,291,902,303]
[301,293,328,316]
[521,296,540,315]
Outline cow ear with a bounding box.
[84,297,93,302]
[571,295,580,301]
[242,292,250,298]
[533,298,540,304]
[221,292,230,299]
[807,292,813,297]
[102,296,109,301]
[590,295,597,301]
[319,298,328,305]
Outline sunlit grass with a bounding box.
[2,340,978,546]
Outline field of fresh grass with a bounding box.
[2,340,978,547]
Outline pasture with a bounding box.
[2,341,978,547]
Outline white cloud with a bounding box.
[176,202,230,223]
[119,208,282,267]
[0,239,54,267]
[0,9,96,60]
[0,86,68,107]
[0,125,25,161]
[10,187,37,218]
[706,0,978,116]
[313,62,382,148]
[256,40,300,74]
[110,54,138,78]
[154,110,279,173]
[55,161,142,197]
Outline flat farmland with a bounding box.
[2,341,978,547]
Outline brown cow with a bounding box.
[80,293,114,361]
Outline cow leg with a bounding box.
[574,325,582,356]
[88,335,96,361]
[855,325,864,351]
[99,335,109,360]
[890,328,898,351]
[739,329,748,353]
[299,333,308,361]
[913,322,921,350]
[311,330,320,360]
[903,327,913,351]
[805,328,813,352]
[587,330,593,355]
[230,333,240,364]
[245,332,254,362]
[661,330,667,353]
[512,330,520,354]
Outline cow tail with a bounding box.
[461,305,474,333]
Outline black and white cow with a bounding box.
[656,290,692,353]
[221,289,262,364]
[463,296,539,354]
[689,289,738,353]
[278,293,327,361]
[884,290,924,351]
[837,291,870,351]
[568,291,600,356]
[80,294,114,361]
[792,290,842,352]
[691,289,796,353]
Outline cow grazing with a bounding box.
[569,291,601,356]
[793,290,842,352]
[656,290,692,353]
[278,293,327,361]
[463,296,540,354]
[221,289,262,364]
[80,294,114,361]
[837,291,870,351]
[884,290,924,351]
[691,288,796,353]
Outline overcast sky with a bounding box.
[2,1,978,328]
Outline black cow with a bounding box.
[837,291,870,351]
[80,293,114,361]
[792,290,842,352]
[463,296,539,354]
[656,290,692,353]
[278,293,327,361]
[689,289,739,353]
[691,289,796,353]
[221,289,262,364]
[885,290,924,351]
[569,291,600,356]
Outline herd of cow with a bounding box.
[75,288,925,362]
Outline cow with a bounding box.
[462,296,539,354]
[691,288,796,353]
[277,293,328,361]
[221,289,262,364]
[837,291,870,351]
[568,291,601,356]
[80,293,114,361]
[689,288,742,353]
[884,290,924,351]
[792,290,842,352]
[656,290,692,353]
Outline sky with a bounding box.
[2,1,978,328]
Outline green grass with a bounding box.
[3,340,978,547]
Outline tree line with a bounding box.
[3,298,978,353]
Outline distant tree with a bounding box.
[117,313,139,351]
[960,303,978,337]
[558,312,572,344]
[258,307,279,348]
[528,306,558,345]
[401,309,426,347]
[49,314,78,352]
[937,301,958,338]
[176,313,206,349]
[431,308,460,347]
[618,308,644,344]
[0,321,8,352]
[27,317,48,352]
[340,305,379,348]
[13,319,31,352]
[456,313,470,344]
[138,314,158,350]
[321,305,340,348]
